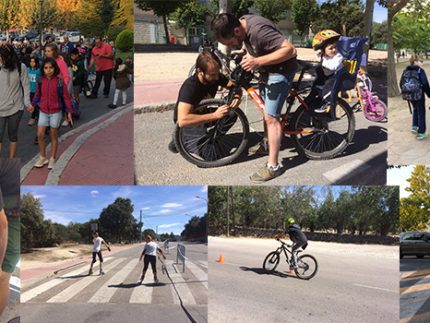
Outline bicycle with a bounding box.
[263,238,318,280]
[353,68,387,122]
[174,56,355,168]
[81,71,95,98]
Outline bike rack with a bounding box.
[176,243,186,273]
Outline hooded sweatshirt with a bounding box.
[31,75,72,114]
[0,63,30,117]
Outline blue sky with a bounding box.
[387,166,414,198]
[21,186,208,235]
[317,0,387,23]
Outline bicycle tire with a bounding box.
[84,81,93,98]
[363,99,387,122]
[188,63,196,77]
[294,254,318,280]
[263,251,280,272]
[174,99,249,168]
[291,97,355,160]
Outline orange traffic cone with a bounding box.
[217,254,224,264]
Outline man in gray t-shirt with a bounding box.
[212,13,298,182]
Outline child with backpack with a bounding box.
[107,58,131,109]
[29,57,73,169]
[400,56,430,140]
[27,55,40,127]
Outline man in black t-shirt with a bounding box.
[169,50,241,153]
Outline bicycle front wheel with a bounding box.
[295,254,318,280]
[291,98,355,160]
[263,251,280,272]
[174,99,249,168]
[363,99,387,122]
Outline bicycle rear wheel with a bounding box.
[263,251,280,272]
[294,254,318,280]
[291,97,355,160]
[363,99,387,122]
[174,99,249,168]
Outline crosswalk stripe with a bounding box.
[198,261,208,269]
[129,283,153,303]
[46,258,125,303]
[185,261,208,289]
[165,260,196,305]
[88,258,140,303]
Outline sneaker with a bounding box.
[250,164,281,182]
[248,139,268,155]
[154,277,159,284]
[314,102,330,113]
[28,118,36,126]
[34,155,48,168]
[61,120,69,127]
[168,140,178,153]
[107,103,117,109]
[48,157,55,169]
[417,132,429,140]
[100,271,105,275]
[411,126,419,134]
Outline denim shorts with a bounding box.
[259,73,295,117]
[38,111,62,128]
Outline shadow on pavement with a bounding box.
[239,266,300,280]
[344,125,387,155]
[58,274,89,279]
[108,282,167,288]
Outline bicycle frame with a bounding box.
[356,70,376,111]
[274,239,296,265]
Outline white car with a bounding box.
[57,31,81,43]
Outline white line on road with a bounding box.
[165,260,196,305]
[323,159,370,183]
[198,261,208,269]
[46,258,125,303]
[88,258,140,303]
[129,281,153,304]
[353,283,397,293]
[182,261,208,289]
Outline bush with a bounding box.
[115,29,133,52]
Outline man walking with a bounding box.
[88,37,114,99]
[211,13,298,182]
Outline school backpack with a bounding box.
[400,69,422,101]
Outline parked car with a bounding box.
[400,231,430,259]
[57,31,81,43]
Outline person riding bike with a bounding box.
[168,49,241,153]
[285,217,308,270]
[211,13,298,182]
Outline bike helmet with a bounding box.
[312,29,341,51]
[287,217,295,224]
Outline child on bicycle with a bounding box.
[309,29,344,113]
[400,56,430,140]
[285,217,308,271]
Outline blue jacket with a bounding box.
[27,67,40,94]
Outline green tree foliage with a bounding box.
[371,21,387,47]
[111,0,134,30]
[181,214,207,241]
[291,0,318,38]
[210,0,253,17]
[21,193,46,250]
[115,29,133,51]
[253,0,291,23]
[208,186,400,237]
[99,197,139,243]
[173,0,209,29]
[311,0,364,36]
[400,166,430,231]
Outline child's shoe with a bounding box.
[48,157,55,169]
[417,132,429,140]
[34,155,48,168]
[411,126,419,134]
[108,103,117,109]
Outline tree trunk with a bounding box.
[362,0,374,66]
[387,12,399,97]
[162,14,169,44]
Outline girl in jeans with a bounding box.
[138,235,166,284]
[0,44,31,158]
[30,58,73,169]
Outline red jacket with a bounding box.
[32,76,72,114]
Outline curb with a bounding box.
[134,102,176,114]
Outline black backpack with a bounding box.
[400,69,423,101]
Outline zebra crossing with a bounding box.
[400,268,430,322]
[22,256,208,306]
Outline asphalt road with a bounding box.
[135,100,387,185]
[208,237,398,323]
[1,82,133,165]
[21,242,207,323]
[401,257,430,322]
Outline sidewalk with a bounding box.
[21,243,142,289]
[21,103,134,185]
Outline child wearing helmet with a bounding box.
[308,29,344,113]
[285,218,308,270]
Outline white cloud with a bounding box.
[141,207,150,211]
[44,212,72,225]
[33,194,47,199]
[160,209,172,214]
[158,223,182,229]
[90,190,99,197]
[112,187,133,198]
[162,203,182,208]
[201,187,208,193]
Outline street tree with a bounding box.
[291,0,318,45]
[111,0,134,30]
[211,0,253,18]
[253,0,291,23]
[20,193,46,250]
[55,0,80,30]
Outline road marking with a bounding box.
[184,261,208,289]
[165,260,196,305]
[323,159,370,183]
[353,283,397,293]
[9,276,20,289]
[198,261,208,269]
[88,258,139,303]
[46,258,125,303]
[129,283,153,304]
